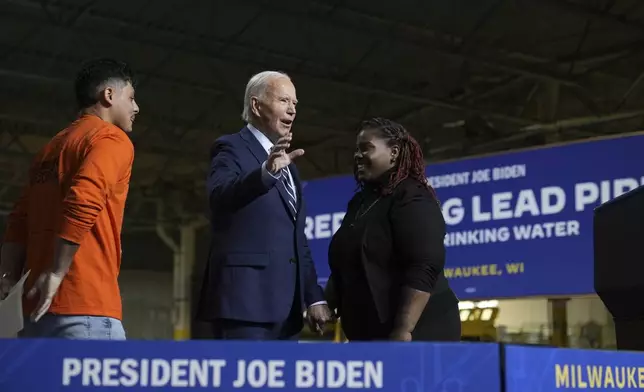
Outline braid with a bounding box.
[358,118,438,199]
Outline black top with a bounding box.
[328,173,458,340]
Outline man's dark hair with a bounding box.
[356,117,437,199]
[74,58,135,110]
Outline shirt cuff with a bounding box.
[58,218,87,245]
[308,301,327,308]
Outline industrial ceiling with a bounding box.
[2,0,644,227]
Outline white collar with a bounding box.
[247,123,273,154]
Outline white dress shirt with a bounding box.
[248,124,296,202]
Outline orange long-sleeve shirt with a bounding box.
[3,114,134,320]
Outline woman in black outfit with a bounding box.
[325,117,460,342]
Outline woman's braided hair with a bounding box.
[356,117,437,199]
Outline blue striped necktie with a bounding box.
[281,168,297,215]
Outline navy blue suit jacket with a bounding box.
[197,126,325,324]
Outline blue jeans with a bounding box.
[20,313,126,340]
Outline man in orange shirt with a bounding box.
[0,58,139,339]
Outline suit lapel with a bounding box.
[240,126,296,221]
[240,126,268,164]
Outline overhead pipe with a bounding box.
[519,109,644,132]
[433,109,644,157]
[471,111,644,153]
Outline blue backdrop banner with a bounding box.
[302,134,644,299]
[505,344,644,391]
[0,339,500,391]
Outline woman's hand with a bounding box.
[390,329,412,342]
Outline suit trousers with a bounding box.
[211,274,302,340]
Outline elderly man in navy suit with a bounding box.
[197,71,333,340]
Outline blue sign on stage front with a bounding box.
[302,134,644,299]
[505,345,644,391]
[0,339,500,391]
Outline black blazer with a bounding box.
[328,176,457,328]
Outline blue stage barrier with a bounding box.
[3,339,644,391]
[0,339,501,391]
[505,344,644,391]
